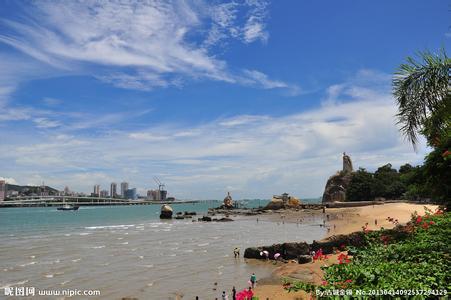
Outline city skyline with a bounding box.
[0,1,448,199]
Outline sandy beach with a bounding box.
[252,202,439,300]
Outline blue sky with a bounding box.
[0,0,449,199]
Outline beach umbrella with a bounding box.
[263,250,269,257]
[259,251,263,256]
[274,253,281,259]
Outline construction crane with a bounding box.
[153,177,167,201]
[153,177,165,191]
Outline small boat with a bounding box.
[57,204,79,211]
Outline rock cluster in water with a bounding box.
[264,193,301,210]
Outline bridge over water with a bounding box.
[0,196,198,207]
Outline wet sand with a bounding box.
[252,202,439,300]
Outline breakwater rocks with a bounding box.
[244,231,367,262]
[208,204,325,216]
[244,242,310,260]
[197,216,234,222]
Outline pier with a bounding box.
[0,195,200,208]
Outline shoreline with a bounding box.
[250,202,438,300]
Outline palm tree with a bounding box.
[392,49,450,148]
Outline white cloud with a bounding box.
[0,70,427,199]
[243,0,269,43]
[0,177,18,185]
[0,0,287,93]
[33,118,61,129]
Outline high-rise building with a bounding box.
[0,180,6,201]
[125,188,137,200]
[120,182,129,198]
[147,189,159,200]
[100,190,109,197]
[93,184,100,197]
[64,186,70,195]
[110,182,117,198]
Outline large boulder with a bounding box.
[298,255,313,264]
[264,194,301,210]
[264,198,285,210]
[322,171,352,203]
[160,204,173,219]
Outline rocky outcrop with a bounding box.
[311,232,366,254]
[322,171,352,203]
[160,204,173,219]
[322,153,355,203]
[222,192,234,209]
[216,217,233,222]
[264,193,301,210]
[244,233,367,261]
[244,242,310,260]
[264,198,285,210]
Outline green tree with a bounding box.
[393,49,450,147]
[371,164,406,199]
[346,168,374,201]
[393,49,450,205]
[398,163,413,174]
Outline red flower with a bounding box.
[416,216,422,224]
[321,281,328,286]
[345,279,353,283]
[429,221,435,225]
[422,223,429,229]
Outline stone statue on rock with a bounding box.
[222,192,233,209]
[342,152,353,173]
[322,152,355,203]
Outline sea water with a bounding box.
[0,200,325,299]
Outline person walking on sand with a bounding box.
[250,273,257,288]
[232,286,236,300]
[222,291,228,300]
[375,219,378,226]
[233,247,240,258]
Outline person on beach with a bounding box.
[375,219,378,226]
[232,286,236,300]
[233,247,240,258]
[250,273,257,288]
[222,291,228,300]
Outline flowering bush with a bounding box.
[286,211,450,295]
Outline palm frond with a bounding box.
[392,48,450,149]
